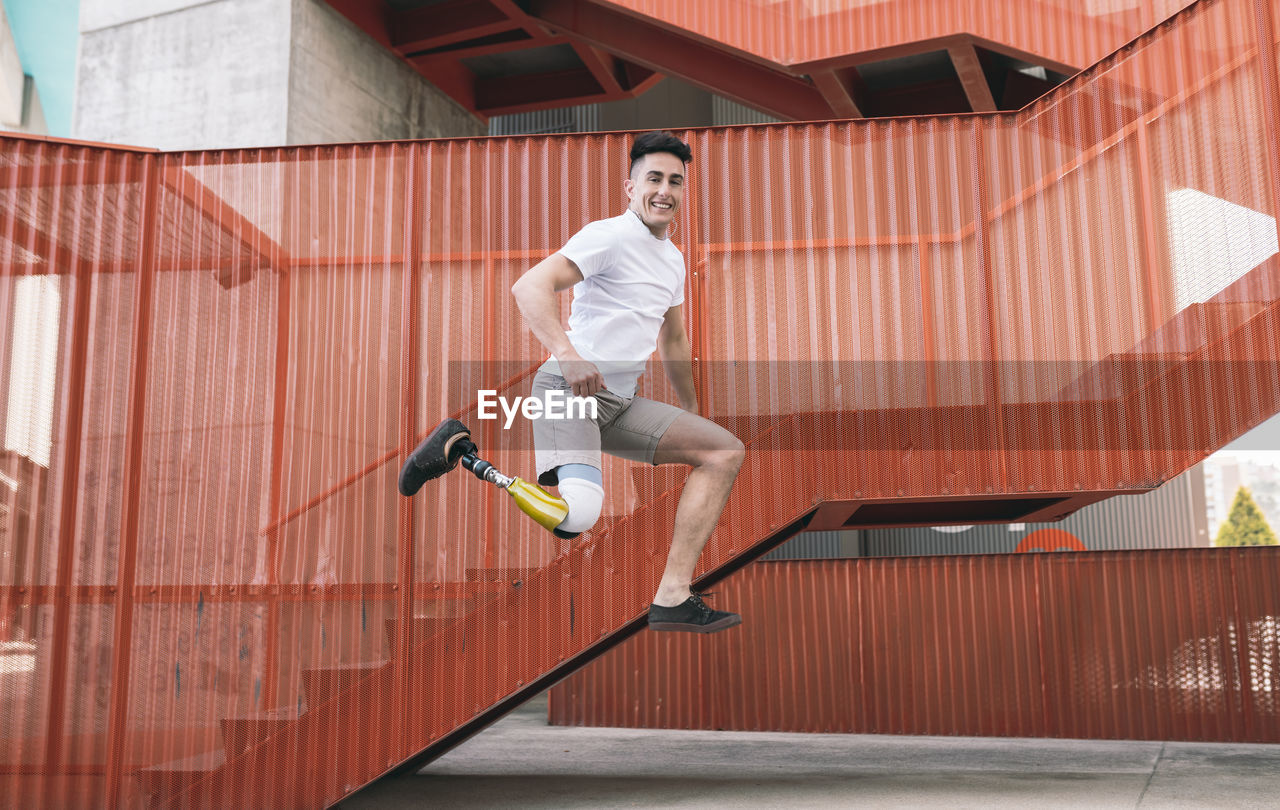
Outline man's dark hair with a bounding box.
[629,131,692,174]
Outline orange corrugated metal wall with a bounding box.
[602,0,1198,69]
[0,0,1279,806]
[548,549,1280,740]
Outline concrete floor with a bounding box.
[337,695,1280,809]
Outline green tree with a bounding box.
[1214,486,1280,547]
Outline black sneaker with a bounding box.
[648,591,742,634]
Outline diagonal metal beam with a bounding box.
[489,0,558,39]
[572,42,624,94]
[159,165,291,287]
[810,69,863,117]
[0,207,78,274]
[948,40,998,112]
[407,31,557,61]
[528,0,836,120]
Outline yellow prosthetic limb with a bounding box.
[461,455,569,533]
[399,418,569,534]
[504,477,570,532]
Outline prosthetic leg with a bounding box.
[397,418,570,533]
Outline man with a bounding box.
[510,131,745,634]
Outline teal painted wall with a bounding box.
[3,0,79,136]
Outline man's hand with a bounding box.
[558,353,607,398]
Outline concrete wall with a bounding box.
[0,3,48,134]
[76,0,291,149]
[287,0,482,145]
[74,0,482,150]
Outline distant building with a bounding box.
[0,3,47,135]
[1205,456,1242,537]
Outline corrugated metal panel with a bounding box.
[1,0,1279,806]
[549,549,1280,740]
[601,0,1200,69]
[710,95,779,126]
[488,104,602,135]
[489,92,772,135]
[761,529,856,559]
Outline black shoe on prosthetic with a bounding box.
[398,419,476,496]
[647,591,742,634]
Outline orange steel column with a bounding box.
[261,152,293,710]
[394,143,423,761]
[918,235,939,409]
[104,153,162,806]
[1254,0,1280,225]
[481,141,497,570]
[1133,122,1166,333]
[972,117,1007,492]
[482,253,497,569]
[682,129,707,416]
[39,145,95,802]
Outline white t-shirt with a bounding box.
[540,209,686,398]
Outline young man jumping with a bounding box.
[510,131,746,634]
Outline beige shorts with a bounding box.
[530,370,686,486]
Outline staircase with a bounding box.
[4,0,1280,808]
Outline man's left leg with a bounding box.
[649,412,744,610]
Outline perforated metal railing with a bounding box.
[549,549,1279,739]
[596,0,1199,68]
[1,0,1279,806]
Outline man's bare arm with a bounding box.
[510,253,606,396]
[657,305,698,412]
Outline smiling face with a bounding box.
[624,151,685,238]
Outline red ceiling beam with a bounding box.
[475,67,611,115]
[527,0,836,120]
[321,0,394,48]
[969,35,1078,79]
[410,33,568,62]
[411,56,480,114]
[488,0,557,39]
[391,0,521,55]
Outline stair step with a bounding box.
[220,709,303,758]
[300,661,386,703]
[134,749,226,803]
[384,616,453,657]
[464,567,538,583]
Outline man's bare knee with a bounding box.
[691,436,745,473]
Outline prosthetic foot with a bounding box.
[398,418,570,534]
